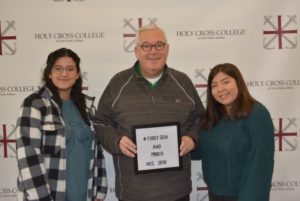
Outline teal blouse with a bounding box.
[62,100,93,201]
[192,102,274,201]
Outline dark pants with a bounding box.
[209,192,237,201]
[119,194,189,201]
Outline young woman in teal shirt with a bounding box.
[192,63,274,201]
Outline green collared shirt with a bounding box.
[134,62,166,89]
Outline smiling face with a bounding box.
[134,28,169,78]
[211,71,239,113]
[49,56,79,100]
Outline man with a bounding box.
[94,24,204,201]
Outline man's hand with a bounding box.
[179,136,195,156]
[119,136,137,158]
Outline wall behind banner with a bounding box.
[1,0,299,200]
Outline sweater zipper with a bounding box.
[152,95,155,104]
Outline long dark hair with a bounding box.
[42,47,89,125]
[202,63,256,129]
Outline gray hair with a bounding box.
[135,24,168,46]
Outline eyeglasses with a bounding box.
[139,42,166,52]
[52,66,77,75]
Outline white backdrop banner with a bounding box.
[0,0,299,200]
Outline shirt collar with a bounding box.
[134,61,167,88]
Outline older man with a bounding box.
[94,24,204,201]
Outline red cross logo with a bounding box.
[195,69,208,88]
[274,118,297,151]
[263,15,298,49]
[0,124,17,158]
[123,18,157,52]
[0,21,17,55]
[195,171,209,200]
